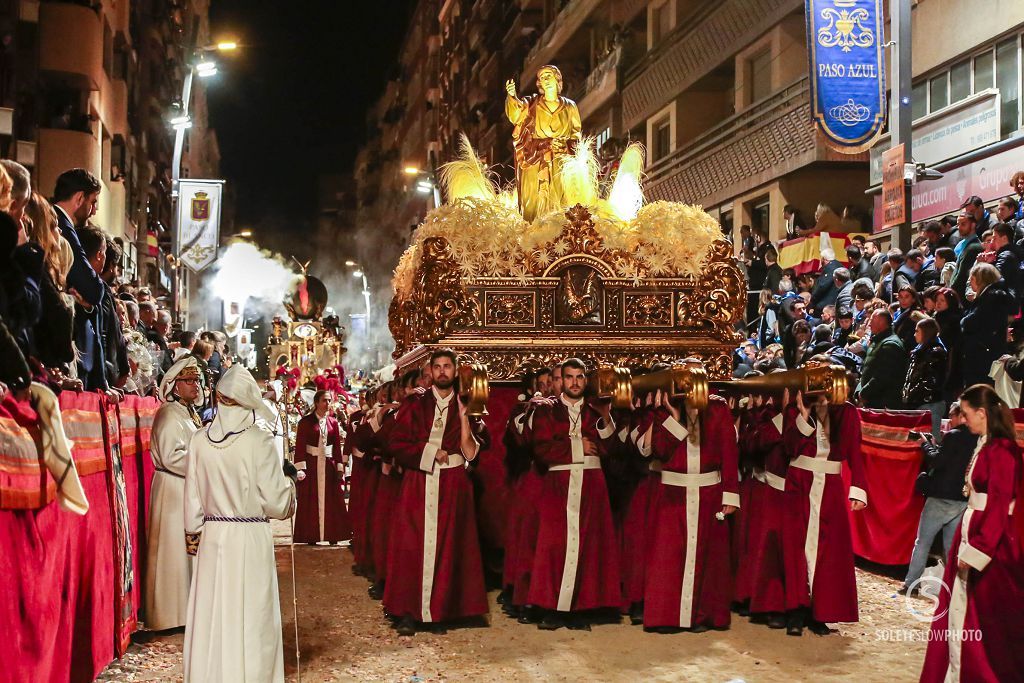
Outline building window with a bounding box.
[595,126,611,151]
[912,81,927,121]
[749,49,772,104]
[996,38,1020,137]
[651,116,671,162]
[648,0,674,49]
[950,60,971,103]
[974,51,994,92]
[929,74,948,112]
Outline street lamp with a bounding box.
[169,40,238,323]
[345,261,372,327]
[238,229,253,238]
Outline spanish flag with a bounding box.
[146,230,158,257]
[777,231,863,275]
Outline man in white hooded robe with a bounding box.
[183,365,297,683]
[144,356,204,631]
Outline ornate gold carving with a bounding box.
[556,265,602,325]
[388,207,745,366]
[624,292,672,327]
[484,292,536,326]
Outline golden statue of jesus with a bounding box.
[505,65,582,223]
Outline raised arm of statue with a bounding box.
[505,78,527,125]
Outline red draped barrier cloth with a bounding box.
[0,391,161,683]
[846,409,930,566]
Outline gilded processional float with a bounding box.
[390,64,746,384]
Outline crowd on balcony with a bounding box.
[0,163,229,407]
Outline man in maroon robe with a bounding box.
[781,392,867,636]
[526,358,621,630]
[342,403,367,574]
[642,390,740,632]
[383,349,489,636]
[293,390,352,545]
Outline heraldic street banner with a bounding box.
[177,179,225,272]
[805,0,886,152]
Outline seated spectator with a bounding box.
[893,285,927,351]
[934,287,964,401]
[995,197,1021,240]
[991,222,1021,306]
[961,195,992,235]
[933,247,956,287]
[909,249,938,291]
[902,317,948,437]
[846,244,871,282]
[833,267,854,313]
[975,228,996,265]
[808,324,835,357]
[763,247,783,293]
[855,309,907,409]
[832,306,855,347]
[960,262,1013,388]
[921,285,941,314]
[820,305,836,325]
[1011,171,1024,222]
[950,209,982,299]
[810,248,842,311]
[756,289,780,348]
[900,401,974,594]
[879,249,904,302]
[784,319,811,369]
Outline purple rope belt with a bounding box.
[203,515,269,523]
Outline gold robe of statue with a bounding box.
[505,66,582,223]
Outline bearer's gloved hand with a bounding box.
[282,459,299,481]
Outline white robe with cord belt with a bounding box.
[183,408,295,683]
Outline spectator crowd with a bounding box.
[0,163,230,406]
[739,185,1024,426]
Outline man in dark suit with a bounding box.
[810,248,843,313]
[73,225,110,391]
[52,169,103,309]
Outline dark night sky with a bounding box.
[207,1,415,241]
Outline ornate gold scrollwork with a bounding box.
[624,292,672,327]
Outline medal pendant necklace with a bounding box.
[568,411,581,439]
[433,403,445,431]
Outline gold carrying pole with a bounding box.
[590,360,710,411]
[457,362,490,417]
[708,363,850,404]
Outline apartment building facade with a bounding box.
[0,0,218,315]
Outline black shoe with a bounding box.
[786,611,804,636]
[368,582,384,601]
[426,622,448,635]
[628,602,644,626]
[352,564,364,576]
[503,603,523,619]
[497,587,511,605]
[395,617,416,637]
[517,606,540,624]
[807,620,832,636]
[538,614,564,631]
[767,614,787,630]
[644,625,683,634]
[565,615,591,631]
[733,600,750,617]
[689,623,710,633]
[749,613,770,625]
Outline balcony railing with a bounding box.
[521,0,602,81]
[574,45,621,122]
[644,77,861,207]
[621,0,802,130]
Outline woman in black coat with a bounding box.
[960,263,1015,388]
[934,287,963,400]
[902,316,948,437]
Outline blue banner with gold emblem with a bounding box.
[805,0,886,152]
